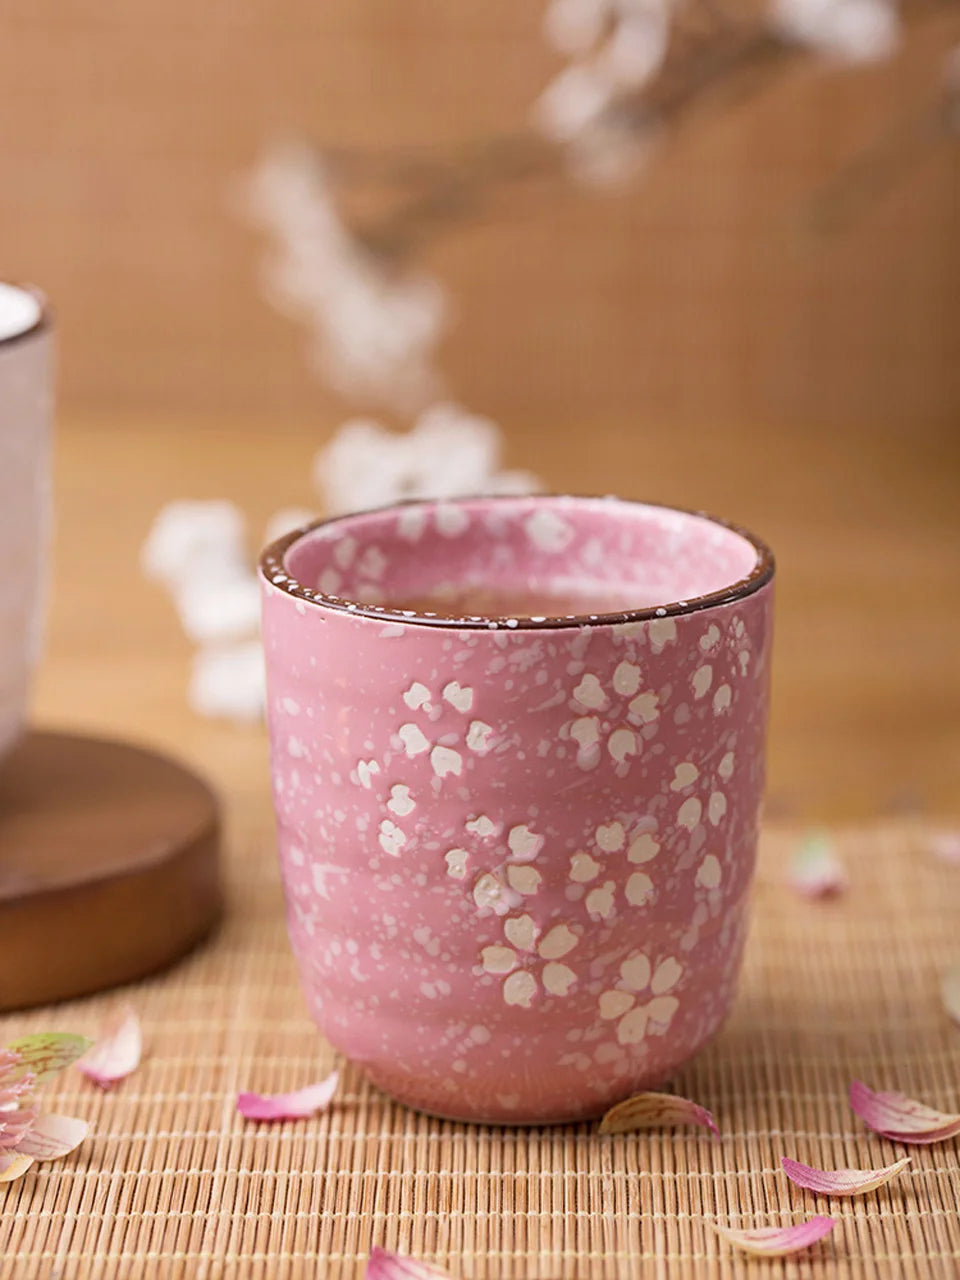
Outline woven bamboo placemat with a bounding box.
[2,821,958,1279]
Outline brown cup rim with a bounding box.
[259,494,775,631]
[0,282,49,351]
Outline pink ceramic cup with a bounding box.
[260,496,774,1124]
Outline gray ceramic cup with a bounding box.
[0,284,52,762]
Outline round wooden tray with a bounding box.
[0,730,222,1011]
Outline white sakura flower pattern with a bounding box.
[566,818,661,915]
[459,815,547,909]
[564,658,661,774]
[598,952,683,1045]
[481,917,581,1007]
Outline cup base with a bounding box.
[315,970,741,1126]
[365,1083,615,1128]
[358,1059,675,1131]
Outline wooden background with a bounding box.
[1,2,958,826]
[0,0,958,429]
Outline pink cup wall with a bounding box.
[261,496,774,1124]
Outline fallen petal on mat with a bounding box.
[79,1009,143,1088]
[941,967,960,1028]
[711,1216,835,1257]
[850,1080,960,1144]
[781,1154,911,1196]
[599,1090,718,1136]
[786,832,846,899]
[3,1034,92,1083]
[366,1247,457,1279]
[0,1151,35,1184]
[15,1114,89,1162]
[237,1070,339,1122]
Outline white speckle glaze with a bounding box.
[260,495,774,1123]
[0,287,50,762]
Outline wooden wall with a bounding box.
[0,0,957,430]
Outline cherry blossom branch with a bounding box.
[241,0,957,416]
[309,0,957,262]
[324,20,796,263]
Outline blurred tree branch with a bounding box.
[309,0,958,263]
[806,58,960,232]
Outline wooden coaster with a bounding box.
[0,730,222,1011]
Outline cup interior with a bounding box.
[0,284,41,344]
[276,496,766,625]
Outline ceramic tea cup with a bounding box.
[0,284,52,763]
[260,495,774,1124]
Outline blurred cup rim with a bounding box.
[0,282,49,349]
[260,493,775,633]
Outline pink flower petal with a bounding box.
[599,1090,718,1136]
[78,1009,142,1088]
[0,1050,22,1080]
[0,1070,38,1115]
[15,1114,89,1162]
[712,1216,835,1257]
[0,1152,34,1184]
[4,1034,92,1082]
[930,831,960,865]
[850,1080,960,1144]
[787,833,846,899]
[782,1155,911,1196]
[366,1247,457,1280]
[237,1070,339,1122]
[0,1105,37,1151]
[941,967,960,1027]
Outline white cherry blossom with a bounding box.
[771,0,899,63]
[314,405,540,516]
[243,143,446,412]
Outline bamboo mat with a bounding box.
[2,822,959,1280]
